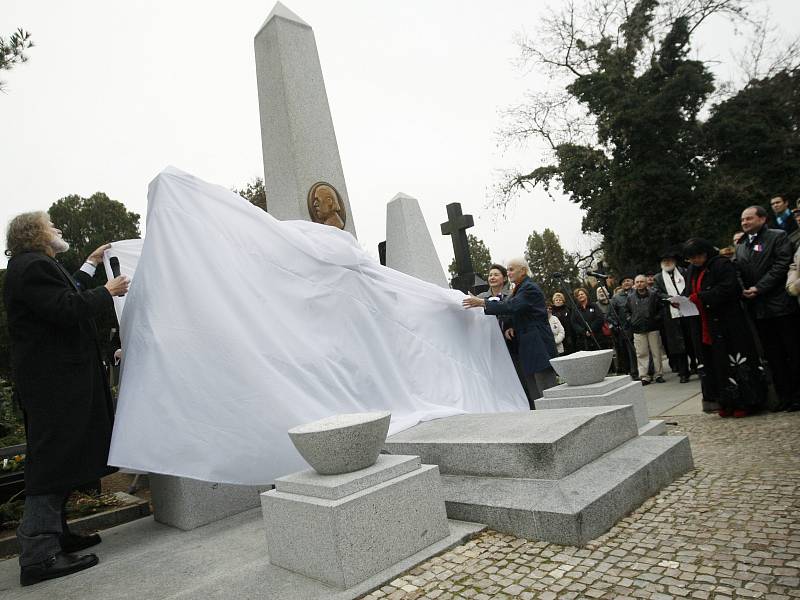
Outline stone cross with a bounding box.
[254,2,357,237]
[440,203,487,294]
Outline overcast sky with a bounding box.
[2,1,798,270]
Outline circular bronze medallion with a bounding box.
[307,181,346,230]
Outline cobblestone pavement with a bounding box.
[362,412,800,600]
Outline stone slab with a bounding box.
[275,454,420,500]
[384,406,638,480]
[543,374,630,398]
[538,378,649,428]
[0,506,484,600]
[640,419,666,436]
[442,434,694,546]
[149,474,271,531]
[385,192,448,287]
[262,463,450,589]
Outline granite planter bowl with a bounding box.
[550,349,614,386]
[288,411,391,475]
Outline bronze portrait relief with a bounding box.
[307,182,346,230]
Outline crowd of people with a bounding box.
[465,199,800,418]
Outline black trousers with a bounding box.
[756,313,800,406]
[17,491,73,567]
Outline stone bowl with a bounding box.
[287,411,391,475]
[549,349,614,386]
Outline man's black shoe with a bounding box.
[655,376,666,383]
[641,379,651,386]
[60,532,101,553]
[20,551,99,586]
[679,375,689,383]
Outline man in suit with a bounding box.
[462,257,557,408]
[4,211,129,585]
[736,205,800,411]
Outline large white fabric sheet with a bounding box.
[108,167,528,484]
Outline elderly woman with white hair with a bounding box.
[463,257,558,407]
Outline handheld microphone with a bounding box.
[109,256,125,297]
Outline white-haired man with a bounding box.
[463,257,557,407]
[4,211,129,585]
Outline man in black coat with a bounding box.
[463,257,557,408]
[736,205,800,411]
[4,211,129,585]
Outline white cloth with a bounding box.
[102,238,145,323]
[107,167,528,485]
[661,269,685,319]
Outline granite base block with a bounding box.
[150,474,271,531]
[262,462,449,589]
[384,406,639,480]
[640,419,666,436]
[442,434,693,546]
[539,377,649,428]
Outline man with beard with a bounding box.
[654,249,697,383]
[4,211,129,585]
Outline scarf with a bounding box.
[661,268,685,319]
[690,268,712,345]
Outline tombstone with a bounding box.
[385,193,448,287]
[261,412,451,589]
[254,2,357,237]
[440,202,487,294]
[384,402,690,546]
[538,349,666,436]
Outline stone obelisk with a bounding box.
[385,193,448,287]
[254,2,357,237]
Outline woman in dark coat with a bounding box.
[463,258,557,408]
[570,287,605,351]
[684,238,765,417]
[550,292,574,354]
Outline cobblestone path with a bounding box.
[362,412,800,599]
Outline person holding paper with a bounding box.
[684,238,763,417]
[654,249,698,383]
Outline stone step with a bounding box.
[384,406,639,480]
[440,434,693,546]
[539,376,649,428]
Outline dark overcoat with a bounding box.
[483,277,556,374]
[687,255,763,409]
[4,251,116,495]
[735,225,798,320]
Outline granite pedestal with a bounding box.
[384,406,692,546]
[261,454,450,589]
[150,475,271,531]
[538,375,666,436]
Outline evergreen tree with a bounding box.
[524,229,579,299]
[234,177,267,212]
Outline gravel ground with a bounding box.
[361,411,800,600]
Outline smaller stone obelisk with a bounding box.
[254,2,357,237]
[385,193,448,287]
